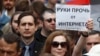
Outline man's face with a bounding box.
[18,15,37,39]
[85,34,100,52]
[43,12,56,32]
[0,38,20,56]
[3,0,15,10]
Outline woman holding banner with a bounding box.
[39,18,93,56]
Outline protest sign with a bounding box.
[56,4,90,31]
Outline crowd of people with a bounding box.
[0,0,100,56]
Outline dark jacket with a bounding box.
[34,28,47,56]
[20,28,47,56]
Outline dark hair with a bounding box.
[17,11,38,26]
[88,30,100,36]
[0,33,20,52]
[0,0,3,11]
[32,1,47,16]
[15,0,31,11]
[41,8,55,21]
[10,11,22,24]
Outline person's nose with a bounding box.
[91,43,95,47]
[25,24,29,30]
[6,0,10,3]
[3,53,7,56]
[58,45,62,49]
[52,19,55,24]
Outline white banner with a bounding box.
[56,4,90,31]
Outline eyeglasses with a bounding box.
[51,41,67,48]
[45,18,56,23]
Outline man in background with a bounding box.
[0,33,21,56]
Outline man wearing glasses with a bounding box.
[34,8,56,55]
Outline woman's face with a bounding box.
[51,35,67,56]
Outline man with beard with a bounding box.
[2,0,16,17]
[0,0,16,30]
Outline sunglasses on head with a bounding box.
[51,41,67,48]
[45,18,56,23]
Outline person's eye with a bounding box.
[14,20,18,23]
[94,42,100,45]
[28,23,34,26]
[87,43,92,45]
[21,23,26,26]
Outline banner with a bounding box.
[56,4,90,31]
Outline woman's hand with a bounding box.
[86,18,93,30]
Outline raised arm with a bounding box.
[72,19,93,56]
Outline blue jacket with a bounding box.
[0,10,10,29]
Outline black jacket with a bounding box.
[20,29,47,56]
[34,29,47,56]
